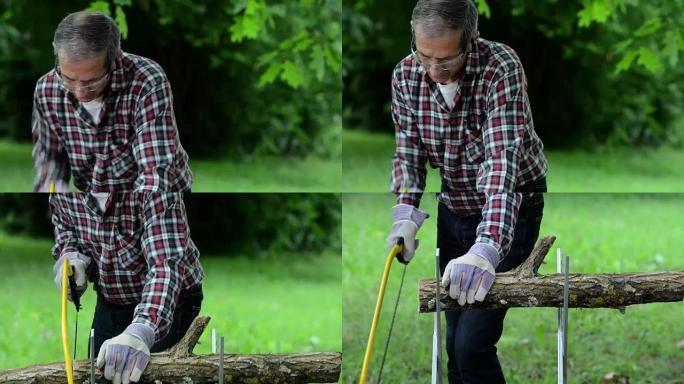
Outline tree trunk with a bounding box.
[419,235,684,312]
[0,316,341,384]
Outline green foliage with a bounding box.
[578,0,684,75]
[85,0,130,39]
[473,0,491,19]
[183,194,341,255]
[0,194,52,238]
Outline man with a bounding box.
[386,1,547,383]
[51,192,204,384]
[32,11,192,192]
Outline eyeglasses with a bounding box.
[411,37,468,76]
[55,67,110,94]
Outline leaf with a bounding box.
[293,37,313,53]
[636,46,662,74]
[633,17,661,38]
[280,60,303,89]
[257,51,279,67]
[310,43,325,81]
[663,30,681,67]
[115,5,128,40]
[614,38,633,54]
[577,0,612,28]
[85,0,111,15]
[257,63,282,88]
[323,44,341,73]
[113,0,132,6]
[613,50,638,75]
[229,0,267,42]
[473,0,491,19]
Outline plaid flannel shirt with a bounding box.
[32,52,193,192]
[50,192,204,341]
[390,38,548,259]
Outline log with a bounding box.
[419,235,684,312]
[0,316,341,384]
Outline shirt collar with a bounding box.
[463,38,484,80]
[108,52,129,94]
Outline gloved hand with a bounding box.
[385,204,429,264]
[441,243,499,305]
[53,252,89,302]
[97,323,155,384]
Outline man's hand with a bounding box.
[386,204,429,264]
[441,244,499,305]
[97,323,155,384]
[53,253,89,301]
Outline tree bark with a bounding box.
[419,235,684,312]
[0,316,341,384]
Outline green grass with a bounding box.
[0,232,341,371]
[342,193,684,383]
[343,129,684,192]
[0,139,341,192]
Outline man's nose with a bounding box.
[74,89,89,101]
[429,67,443,79]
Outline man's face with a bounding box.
[414,27,467,84]
[56,53,110,102]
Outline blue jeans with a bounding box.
[90,284,203,355]
[437,194,544,384]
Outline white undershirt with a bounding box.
[437,80,461,109]
[81,97,104,125]
[91,192,109,212]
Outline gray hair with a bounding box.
[411,0,479,43]
[53,11,120,71]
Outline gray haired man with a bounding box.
[32,11,192,192]
[387,0,547,383]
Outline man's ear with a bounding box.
[111,49,123,71]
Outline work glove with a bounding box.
[97,323,155,384]
[53,252,89,302]
[385,204,429,264]
[441,243,499,305]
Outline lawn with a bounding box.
[342,193,684,383]
[343,129,684,192]
[0,232,341,371]
[0,139,341,192]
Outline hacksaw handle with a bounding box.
[67,267,82,311]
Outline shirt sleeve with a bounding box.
[32,95,70,192]
[390,68,428,208]
[475,192,522,260]
[49,194,81,260]
[478,67,528,193]
[132,80,182,192]
[132,192,189,341]
[474,66,529,259]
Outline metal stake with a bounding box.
[556,248,563,384]
[562,255,569,383]
[219,336,224,384]
[557,249,570,384]
[431,248,443,384]
[212,328,217,354]
[90,329,95,384]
